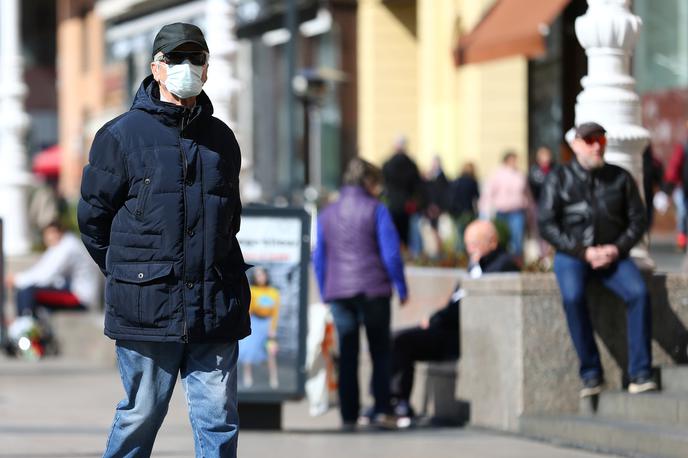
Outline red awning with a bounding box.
[455,0,571,66]
[32,145,61,177]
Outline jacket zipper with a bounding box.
[179,120,189,343]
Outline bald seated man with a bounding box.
[390,220,519,426]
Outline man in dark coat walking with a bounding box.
[382,136,424,247]
[78,23,250,457]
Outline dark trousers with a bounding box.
[330,296,392,423]
[553,253,652,381]
[390,211,410,246]
[390,326,455,402]
[16,285,85,317]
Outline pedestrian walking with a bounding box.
[480,151,530,260]
[528,146,555,205]
[381,136,424,250]
[538,122,656,398]
[664,133,688,250]
[642,144,664,232]
[448,162,480,251]
[78,23,251,457]
[313,157,408,430]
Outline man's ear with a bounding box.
[151,62,161,82]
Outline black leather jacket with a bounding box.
[538,159,646,258]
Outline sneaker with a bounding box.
[580,377,604,398]
[629,376,658,394]
[357,407,397,430]
[356,406,375,427]
[396,416,413,429]
[371,413,398,430]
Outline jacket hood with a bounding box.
[131,75,214,128]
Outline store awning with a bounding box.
[454,0,571,66]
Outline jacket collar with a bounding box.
[571,157,592,181]
[479,246,504,270]
[340,185,373,199]
[130,75,214,130]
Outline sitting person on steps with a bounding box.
[390,220,519,426]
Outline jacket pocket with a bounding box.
[211,263,252,328]
[109,262,173,329]
[134,168,156,220]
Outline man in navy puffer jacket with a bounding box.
[78,23,250,457]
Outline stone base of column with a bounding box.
[0,173,33,257]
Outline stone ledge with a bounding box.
[458,272,688,432]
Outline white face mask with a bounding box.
[161,61,204,99]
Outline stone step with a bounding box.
[520,414,688,458]
[661,366,688,394]
[584,391,688,427]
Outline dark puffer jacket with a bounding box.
[538,158,646,259]
[78,75,251,343]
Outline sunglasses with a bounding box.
[158,51,208,66]
[582,135,606,146]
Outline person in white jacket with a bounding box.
[5,221,101,317]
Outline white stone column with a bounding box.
[573,0,652,268]
[204,0,260,201]
[204,0,240,129]
[0,0,32,256]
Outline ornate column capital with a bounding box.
[575,0,640,54]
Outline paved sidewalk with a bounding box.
[0,358,619,458]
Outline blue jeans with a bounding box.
[330,296,392,423]
[496,210,525,257]
[673,188,687,234]
[553,253,652,381]
[104,340,239,458]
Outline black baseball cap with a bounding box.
[152,23,209,57]
[575,122,606,138]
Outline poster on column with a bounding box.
[236,206,310,402]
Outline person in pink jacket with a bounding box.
[479,151,531,260]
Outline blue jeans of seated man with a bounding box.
[330,296,392,423]
[103,340,238,458]
[553,253,652,382]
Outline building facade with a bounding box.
[357,0,588,179]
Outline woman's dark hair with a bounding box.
[502,150,517,163]
[343,157,382,188]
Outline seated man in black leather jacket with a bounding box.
[389,220,518,426]
[538,122,656,398]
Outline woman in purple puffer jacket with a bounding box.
[313,157,408,430]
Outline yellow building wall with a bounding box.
[57,1,105,199]
[358,0,529,180]
[357,0,419,166]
